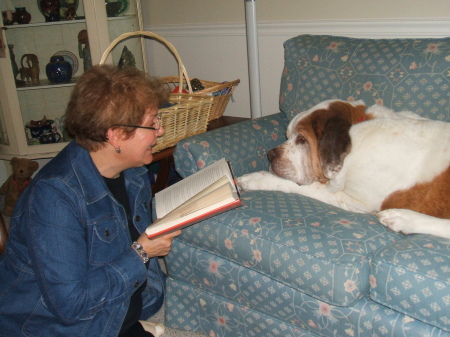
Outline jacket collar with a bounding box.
[67,141,147,204]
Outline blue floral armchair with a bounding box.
[163,35,450,337]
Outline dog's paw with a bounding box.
[236,171,272,191]
[377,209,419,235]
[378,209,450,239]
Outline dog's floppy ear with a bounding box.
[318,117,351,179]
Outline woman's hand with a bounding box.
[137,230,182,258]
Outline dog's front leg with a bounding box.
[238,172,370,213]
[237,172,342,205]
[237,171,301,193]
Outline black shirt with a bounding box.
[104,173,147,334]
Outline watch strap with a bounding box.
[131,241,150,264]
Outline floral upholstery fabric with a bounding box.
[166,190,401,307]
[280,35,450,122]
[175,113,289,179]
[166,279,321,337]
[166,35,450,336]
[165,251,450,337]
[371,235,450,332]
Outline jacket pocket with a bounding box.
[90,216,120,264]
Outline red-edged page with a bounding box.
[146,198,242,238]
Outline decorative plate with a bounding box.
[105,0,129,16]
[37,0,80,19]
[53,50,79,76]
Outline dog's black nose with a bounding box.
[267,148,277,162]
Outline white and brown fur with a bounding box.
[237,100,450,239]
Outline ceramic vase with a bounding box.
[15,7,31,24]
[46,56,72,84]
[40,0,60,22]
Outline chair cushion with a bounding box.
[370,235,450,332]
[171,190,401,306]
[280,35,450,122]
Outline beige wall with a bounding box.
[143,0,450,26]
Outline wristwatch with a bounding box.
[131,241,149,264]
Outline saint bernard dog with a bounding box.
[237,100,450,239]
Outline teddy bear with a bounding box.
[0,157,39,216]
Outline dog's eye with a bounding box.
[296,134,307,145]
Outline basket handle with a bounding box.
[99,31,193,93]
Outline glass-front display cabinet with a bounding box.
[0,0,145,160]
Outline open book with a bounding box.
[146,158,242,238]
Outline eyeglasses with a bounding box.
[114,115,162,131]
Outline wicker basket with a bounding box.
[99,31,214,153]
[161,77,240,121]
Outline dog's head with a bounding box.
[269,99,368,185]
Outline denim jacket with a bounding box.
[0,141,165,337]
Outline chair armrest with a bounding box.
[174,112,289,178]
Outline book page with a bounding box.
[155,158,235,218]
[157,177,232,223]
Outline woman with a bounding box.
[0,65,181,337]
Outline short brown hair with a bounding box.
[64,65,169,151]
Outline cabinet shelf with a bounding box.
[4,19,86,29]
[16,78,78,91]
[4,14,136,30]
